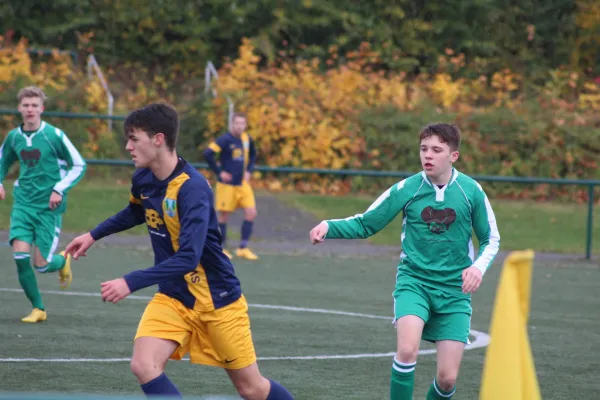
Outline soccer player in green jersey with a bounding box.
[0,86,87,323]
[309,123,500,399]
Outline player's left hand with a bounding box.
[244,171,251,182]
[309,222,329,244]
[100,278,131,304]
[462,266,483,294]
[49,191,63,210]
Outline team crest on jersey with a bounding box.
[164,198,177,217]
[20,148,41,167]
[232,148,243,159]
[421,206,457,234]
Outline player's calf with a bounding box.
[391,315,425,400]
[426,340,464,399]
[238,208,259,259]
[13,251,45,312]
[32,249,65,273]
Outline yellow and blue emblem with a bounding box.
[164,198,177,217]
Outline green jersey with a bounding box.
[325,169,500,297]
[0,121,87,213]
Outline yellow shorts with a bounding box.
[134,293,257,370]
[215,181,256,212]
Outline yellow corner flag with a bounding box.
[480,250,542,400]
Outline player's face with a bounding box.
[125,128,161,168]
[18,96,44,129]
[231,117,247,136]
[420,135,459,179]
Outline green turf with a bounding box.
[276,191,600,255]
[0,246,599,399]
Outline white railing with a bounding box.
[87,54,114,131]
[205,61,234,131]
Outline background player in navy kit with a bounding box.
[203,112,259,260]
[65,103,293,400]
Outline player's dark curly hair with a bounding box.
[418,123,461,151]
[124,103,179,151]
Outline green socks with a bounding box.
[15,252,44,310]
[426,378,456,399]
[390,357,416,399]
[390,358,457,399]
[15,251,65,310]
[34,253,66,273]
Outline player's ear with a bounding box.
[451,150,459,163]
[153,132,165,147]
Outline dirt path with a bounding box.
[0,193,596,263]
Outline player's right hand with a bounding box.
[309,222,329,244]
[65,232,96,260]
[220,171,233,183]
[0,186,5,200]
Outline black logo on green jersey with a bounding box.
[421,206,457,234]
[20,148,41,167]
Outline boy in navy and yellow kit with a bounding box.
[65,103,293,400]
[204,112,258,260]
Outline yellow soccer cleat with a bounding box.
[223,249,233,259]
[236,248,259,261]
[21,308,47,323]
[58,250,73,290]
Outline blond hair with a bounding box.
[17,86,47,104]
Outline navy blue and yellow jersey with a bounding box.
[90,158,242,312]
[203,132,256,186]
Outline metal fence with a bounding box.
[0,109,597,259]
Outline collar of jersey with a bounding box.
[18,121,46,136]
[420,167,459,187]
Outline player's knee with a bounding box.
[33,263,48,274]
[233,378,270,400]
[11,240,30,253]
[218,212,230,223]
[436,370,458,391]
[396,343,419,364]
[244,208,257,220]
[32,250,47,268]
[33,261,49,273]
[130,356,164,383]
[235,384,261,400]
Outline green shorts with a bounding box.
[393,280,472,343]
[9,207,62,261]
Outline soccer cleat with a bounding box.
[223,249,233,259]
[236,248,259,260]
[21,308,47,323]
[58,251,72,289]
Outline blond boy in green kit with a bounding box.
[0,86,87,322]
